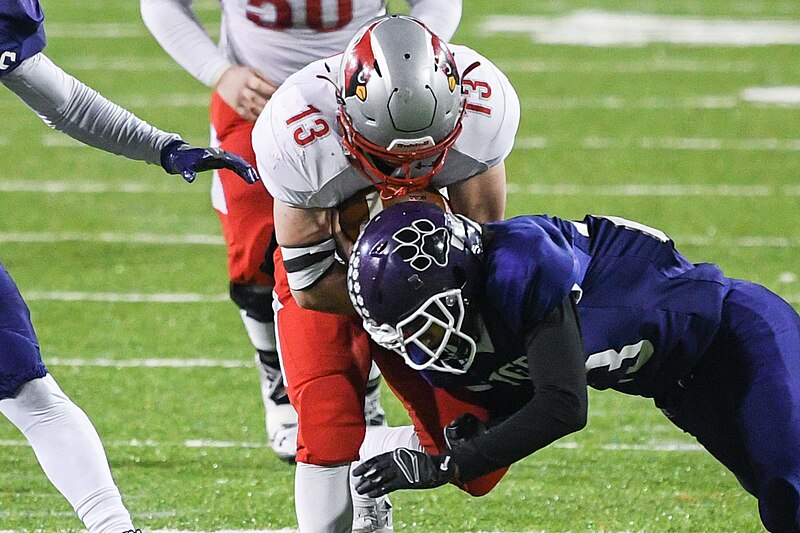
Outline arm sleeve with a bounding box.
[140,0,232,87]
[450,295,588,482]
[1,53,182,165]
[405,0,462,41]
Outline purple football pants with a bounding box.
[656,280,800,533]
[0,263,46,400]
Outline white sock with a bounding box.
[368,361,381,382]
[351,425,422,509]
[0,375,135,533]
[358,425,423,461]
[239,309,277,354]
[295,462,352,533]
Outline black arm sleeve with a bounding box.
[449,295,588,482]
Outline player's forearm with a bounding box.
[140,0,231,87]
[450,298,588,482]
[276,202,354,313]
[2,53,180,165]
[447,162,506,223]
[406,0,462,41]
[450,391,586,482]
[290,263,356,314]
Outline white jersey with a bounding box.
[220,0,386,86]
[141,0,461,88]
[252,45,520,209]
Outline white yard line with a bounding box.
[30,94,800,111]
[45,22,147,38]
[8,230,800,250]
[3,130,800,160]
[0,436,701,452]
[742,86,800,106]
[515,136,800,150]
[23,291,229,303]
[505,183,773,196]
[520,96,741,109]
[46,357,250,368]
[45,22,219,40]
[63,56,765,75]
[63,56,183,72]
[8,91,800,112]
[0,180,193,193]
[496,58,760,74]
[0,231,223,245]
[481,11,800,46]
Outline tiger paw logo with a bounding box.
[392,219,449,271]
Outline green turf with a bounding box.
[2,0,799,530]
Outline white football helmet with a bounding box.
[337,15,466,198]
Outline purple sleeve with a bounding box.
[0,0,46,78]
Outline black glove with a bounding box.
[444,413,487,450]
[160,140,260,184]
[352,448,457,498]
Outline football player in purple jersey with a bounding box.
[0,263,142,533]
[0,1,256,532]
[349,202,800,533]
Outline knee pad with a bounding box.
[230,282,274,323]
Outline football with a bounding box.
[334,187,450,245]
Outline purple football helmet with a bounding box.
[348,201,483,374]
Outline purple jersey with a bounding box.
[468,214,731,399]
[0,0,45,77]
[0,263,46,399]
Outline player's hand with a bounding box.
[160,141,260,184]
[215,65,277,122]
[352,448,457,497]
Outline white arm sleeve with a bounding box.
[140,0,232,88]
[406,0,462,41]
[1,53,181,165]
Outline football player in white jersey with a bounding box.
[251,15,519,532]
[140,1,463,483]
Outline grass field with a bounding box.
[1,0,799,531]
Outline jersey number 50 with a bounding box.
[247,0,353,32]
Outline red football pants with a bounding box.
[210,93,275,286]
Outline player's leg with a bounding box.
[657,280,800,533]
[350,425,420,532]
[210,93,297,460]
[295,463,353,532]
[364,361,387,427]
[273,250,386,531]
[0,265,136,533]
[720,281,800,532]
[1,375,136,533]
[372,346,508,496]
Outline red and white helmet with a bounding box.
[337,15,466,198]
